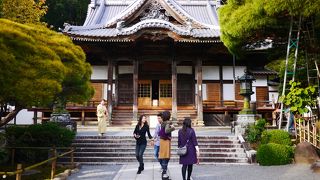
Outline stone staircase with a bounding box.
[112,108,197,126]
[60,135,249,165]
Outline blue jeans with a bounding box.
[154,145,159,161]
[159,159,170,174]
[135,144,147,168]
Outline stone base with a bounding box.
[235,114,257,136]
[51,113,77,132]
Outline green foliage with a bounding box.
[245,118,266,143]
[5,122,75,163]
[0,132,8,164]
[0,19,94,111]
[0,148,8,164]
[279,81,316,115]
[218,0,320,55]
[1,0,47,24]
[44,0,90,30]
[257,143,294,166]
[261,130,292,146]
[5,122,75,147]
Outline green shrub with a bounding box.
[5,122,75,163]
[245,118,266,143]
[255,119,266,131]
[257,143,294,166]
[6,122,75,147]
[261,130,292,146]
[0,132,8,164]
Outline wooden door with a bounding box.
[159,80,172,108]
[177,75,194,105]
[256,87,269,107]
[206,83,220,107]
[91,83,104,101]
[118,74,133,105]
[138,80,151,107]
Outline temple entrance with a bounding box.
[151,80,159,106]
[138,79,172,108]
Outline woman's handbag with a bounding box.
[177,145,187,156]
[177,132,190,156]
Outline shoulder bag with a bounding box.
[177,131,191,156]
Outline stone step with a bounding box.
[72,139,239,143]
[73,147,245,153]
[68,133,249,165]
[74,136,237,140]
[72,152,247,158]
[59,156,249,163]
[71,143,243,148]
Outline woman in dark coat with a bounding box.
[178,118,199,180]
[133,114,153,174]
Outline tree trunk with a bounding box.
[0,107,22,127]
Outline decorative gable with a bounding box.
[107,0,210,30]
[64,0,221,42]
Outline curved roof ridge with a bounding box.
[103,0,216,29]
[104,0,147,28]
[117,18,191,36]
[162,0,211,28]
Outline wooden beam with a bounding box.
[132,59,139,125]
[172,58,178,125]
[107,58,113,126]
[197,58,204,126]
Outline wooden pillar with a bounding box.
[219,66,224,107]
[132,59,139,125]
[172,58,178,125]
[33,109,37,124]
[197,58,204,126]
[115,63,119,106]
[107,58,113,126]
[81,110,85,126]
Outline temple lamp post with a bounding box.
[238,71,255,114]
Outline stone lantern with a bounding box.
[235,70,256,136]
[238,71,255,114]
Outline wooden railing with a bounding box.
[0,147,75,180]
[66,100,100,108]
[296,118,320,149]
[203,100,274,109]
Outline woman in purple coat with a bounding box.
[178,118,199,180]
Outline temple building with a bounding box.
[55,0,277,126]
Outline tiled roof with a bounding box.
[249,69,278,76]
[64,0,221,42]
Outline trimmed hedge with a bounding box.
[5,122,75,147]
[5,122,75,163]
[261,130,292,146]
[257,143,294,166]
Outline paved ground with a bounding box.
[68,162,319,180]
[67,127,319,180]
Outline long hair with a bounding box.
[137,114,148,126]
[182,118,192,133]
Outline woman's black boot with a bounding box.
[137,166,142,174]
